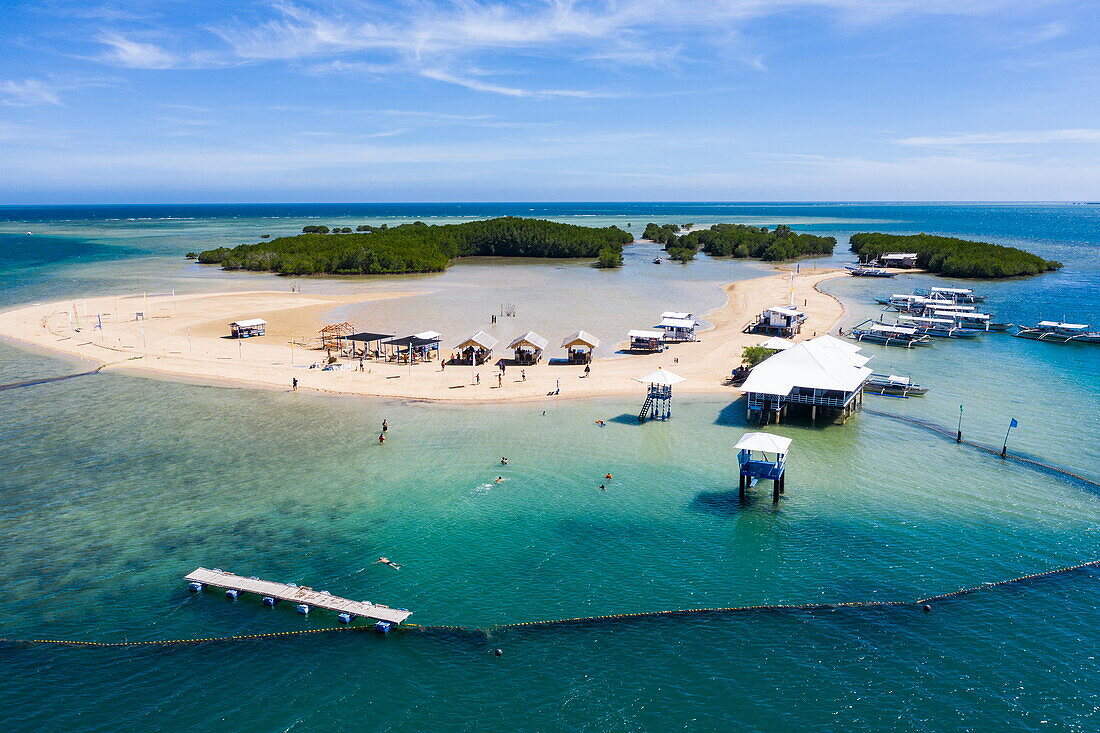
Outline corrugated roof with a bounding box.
[735,432,792,454]
[508,331,549,350]
[740,335,872,396]
[561,330,600,349]
[628,329,663,339]
[230,318,267,327]
[656,317,696,329]
[456,330,498,350]
[634,368,685,386]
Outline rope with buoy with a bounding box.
[3,559,1095,648]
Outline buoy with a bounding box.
[262,596,278,607]
[494,648,503,657]
[375,621,393,633]
[923,604,932,613]
[225,589,239,600]
[337,613,354,624]
[188,582,203,593]
[297,604,310,615]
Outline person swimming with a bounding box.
[599,484,606,491]
[375,557,402,569]
[604,473,613,480]
[501,457,509,465]
[595,420,605,426]
[495,476,504,483]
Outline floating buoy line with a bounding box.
[1,559,1095,648]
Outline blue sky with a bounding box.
[1,0,1097,203]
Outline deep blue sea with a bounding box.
[0,203,1097,732]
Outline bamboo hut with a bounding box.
[560,331,599,364]
[454,331,498,365]
[319,322,355,350]
[508,331,548,365]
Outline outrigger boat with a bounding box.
[847,319,933,348]
[865,373,928,397]
[1013,321,1100,344]
[914,286,985,303]
[928,310,1013,332]
[894,315,982,338]
[846,265,896,278]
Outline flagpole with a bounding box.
[1001,419,1017,458]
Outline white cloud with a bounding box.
[898,129,1100,146]
[0,79,62,106]
[420,69,614,98]
[96,33,182,69]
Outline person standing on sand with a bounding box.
[584,364,591,377]
[555,378,560,394]
[476,373,480,385]
[497,373,503,388]
[292,378,298,391]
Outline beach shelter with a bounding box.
[229,318,266,338]
[628,329,664,352]
[343,331,394,358]
[735,432,792,503]
[508,331,548,365]
[560,330,600,364]
[455,331,499,365]
[633,368,685,422]
[654,315,698,342]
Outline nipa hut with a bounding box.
[560,331,599,364]
[455,331,498,365]
[508,331,548,365]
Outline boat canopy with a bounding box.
[929,287,974,294]
[899,315,955,325]
[872,374,914,386]
[735,432,792,455]
[1038,321,1089,330]
[634,368,685,386]
[934,311,989,320]
[869,323,918,335]
[924,303,975,311]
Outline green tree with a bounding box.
[741,345,773,367]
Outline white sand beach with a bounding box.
[0,269,847,403]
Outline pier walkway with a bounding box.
[184,568,412,624]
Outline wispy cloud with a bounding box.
[420,69,615,98]
[0,79,62,106]
[898,129,1100,146]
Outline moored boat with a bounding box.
[1012,321,1100,344]
[928,310,1013,331]
[915,286,985,303]
[865,373,928,397]
[847,319,933,348]
[894,315,982,338]
[847,265,896,278]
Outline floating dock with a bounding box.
[184,567,412,625]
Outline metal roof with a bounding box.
[656,317,696,329]
[634,368,685,386]
[735,432,792,454]
[740,335,872,396]
[508,331,549,350]
[343,331,394,342]
[561,330,600,349]
[456,330,499,350]
[628,329,663,339]
[230,318,267,327]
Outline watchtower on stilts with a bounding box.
[634,368,684,422]
[735,432,791,504]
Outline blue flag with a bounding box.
[1010,418,1019,428]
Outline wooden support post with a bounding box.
[811,405,817,422]
[779,471,786,495]
[772,479,780,504]
[738,473,745,500]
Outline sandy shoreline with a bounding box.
[0,269,847,403]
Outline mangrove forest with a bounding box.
[645,223,836,261]
[849,233,1062,278]
[197,217,633,275]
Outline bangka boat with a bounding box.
[653,257,662,264]
[847,320,933,348]
[928,310,1013,331]
[894,315,982,338]
[915,286,985,303]
[865,373,928,397]
[1012,321,1100,344]
[846,265,895,278]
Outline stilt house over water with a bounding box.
[748,306,806,338]
[739,335,872,424]
[508,331,549,364]
[455,331,498,365]
[561,331,600,364]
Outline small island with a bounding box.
[197,217,633,275]
[850,232,1062,278]
[645,223,836,262]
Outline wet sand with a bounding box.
[0,269,846,402]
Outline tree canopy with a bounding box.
[197,217,633,276]
[849,232,1062,278]
[645,223,835,262]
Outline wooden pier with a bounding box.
[184,567,412,625]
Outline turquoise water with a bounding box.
[0,204,1098,731]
